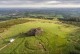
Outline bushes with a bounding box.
[58,17,80,22]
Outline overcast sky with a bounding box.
[0,0,80,8]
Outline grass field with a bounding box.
[0,18,80,54]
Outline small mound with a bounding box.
[26,27,43,36]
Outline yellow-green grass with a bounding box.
[0,18,79,54]
[0,18,35,33]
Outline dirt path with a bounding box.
[0,43,10,51]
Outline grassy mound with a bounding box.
[0,18,80,54]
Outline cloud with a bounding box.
[0,0,80,8]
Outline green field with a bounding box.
[0,18,80,54]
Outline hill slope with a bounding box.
[0,18,80,54]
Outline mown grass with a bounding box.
[0,18,80,54]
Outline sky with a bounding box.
[0,0,80,8]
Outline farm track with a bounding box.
[0,43,10,51]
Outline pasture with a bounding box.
[0,18,80,54]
